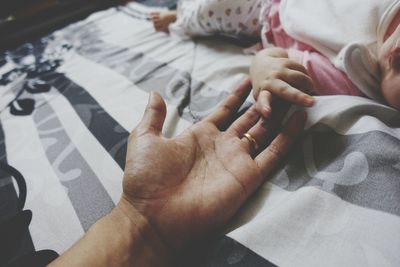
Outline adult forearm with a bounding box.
[49,199,173,267]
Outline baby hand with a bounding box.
[250,47,315,118]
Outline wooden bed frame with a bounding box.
[0,0,122,51]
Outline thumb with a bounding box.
[138,92,167,134]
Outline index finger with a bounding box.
[204,78,252,129]
[255,110,307,177]
[260,79,314,107]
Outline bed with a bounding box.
[1,2,399,266]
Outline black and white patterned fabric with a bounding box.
[0,3,399,266]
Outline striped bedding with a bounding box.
[0,2,399,266]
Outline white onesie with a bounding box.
[279,0,400,102]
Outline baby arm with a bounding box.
[250,47,315,118]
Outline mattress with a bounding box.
[0,2,399,266]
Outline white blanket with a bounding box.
[0,3,399,266]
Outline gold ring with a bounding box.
[243,132,259,150]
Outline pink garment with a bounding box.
[264,0,364,97]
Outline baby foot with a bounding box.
[150,11,177,33]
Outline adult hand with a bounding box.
[120,79,307,255]
[250,47,315,119]
[50,80,306,267]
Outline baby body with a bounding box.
[151,0,400,113]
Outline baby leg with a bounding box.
[170,0,264,37]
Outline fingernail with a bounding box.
[304,97,315,107]
[263,107,271,118]
[148,92,153,105]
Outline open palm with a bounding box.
[121,80,306,252]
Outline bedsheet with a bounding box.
[0,2,399,266]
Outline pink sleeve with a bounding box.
[287,49,364,97]
[265,0,363,97]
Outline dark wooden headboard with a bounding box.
[0,0,123,51]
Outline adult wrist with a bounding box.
[114,196,175,267]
